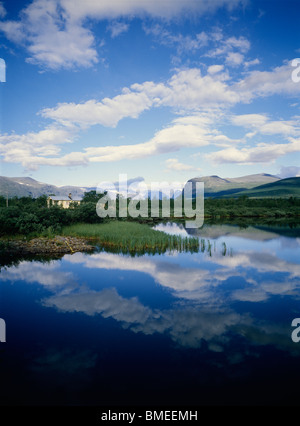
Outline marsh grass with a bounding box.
[62,221,200,255]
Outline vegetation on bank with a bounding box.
[0,191,299,257]
[203,196,300,219]
[0,192,299,240]
[62,222,200,254]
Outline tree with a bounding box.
[82,190,103,203]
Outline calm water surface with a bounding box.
[1,223,300,406]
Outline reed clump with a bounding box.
[62,221,200,255]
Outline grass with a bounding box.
[62,221,200,255]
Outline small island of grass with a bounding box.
[62,221,200,254]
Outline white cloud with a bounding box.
[0,125,85,170]
[225,35,250,52]
[207,138,300,164]
[157,68,239,108]
[41,90,154,128]
[231,114,300,137]
[0,0,98,70]
[60,0,244,21]
[0,20,24,43]
[205,33,250,63]
[203,112,300,166]
[231,113,268,128]
[0,112,215,168]
[2,61,300,169]
[85,114,214,162]
[278,166,300,178]
[0,0,245,70]
[144,25,253,69]
[244,58,260,68]
[165,158,200,172]
[226,51,244,66]
[234,61,300,101]
[41,68,240,129]
[0,1,6,18]
[207,64,224,74]
[143,23,209,56]
[26,21,98,69]
[130,68,238,110]
[107,21,129,38]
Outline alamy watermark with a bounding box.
[0,318,6,342]
[291,318,300,343]
[291,58,300,83]
[95,174,204,229]
[0,58,5,83]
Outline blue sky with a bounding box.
[0,0,299,187]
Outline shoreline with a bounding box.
[1,235,96,256]
[2,217,300,257]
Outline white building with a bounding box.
[47,193,83,208]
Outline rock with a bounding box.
[3,236,96,255]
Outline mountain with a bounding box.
[228,173,280,184]
[0,176,147,199]
[1,174,299,200]
[184,173,282,198]
[0,176,89,198]
[229,177,300,198]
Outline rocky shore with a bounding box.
[2,236,96,255]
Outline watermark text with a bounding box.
[0,58,5,83]
[96,174,204,229]
[0,318,6,342]
[291,58,300,83]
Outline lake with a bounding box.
[1,222,300,406]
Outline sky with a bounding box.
[0,0,299,187]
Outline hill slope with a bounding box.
[0,176,148,198]
[0,176,87,198]
[184,173,281,198]
[1,174,299,199]
[230,177,300,198]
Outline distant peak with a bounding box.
[260,173,277,177]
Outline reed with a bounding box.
[62,221,200,255]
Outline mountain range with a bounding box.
[0,173,299,199]
[185,173,300,198]
[0,176,90,198]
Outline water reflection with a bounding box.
[1,227,299,350]
[1,223,300,405]
[0,260,77,288]
[62,245,300,303]
[43,287,247,350]
[157,220,300,241]
[31,347,98,379]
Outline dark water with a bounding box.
[1,223,300,406]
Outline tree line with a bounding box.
[0,192,299,237]
[0,193,104,236]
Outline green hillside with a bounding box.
[184,175,299,199]
[228,177,300,198]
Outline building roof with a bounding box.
[48,195,83,201]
